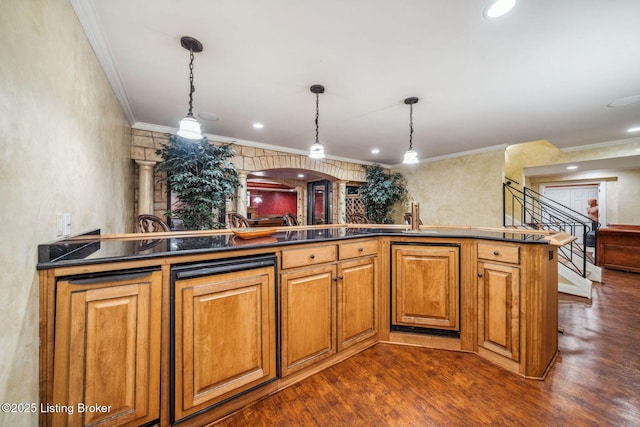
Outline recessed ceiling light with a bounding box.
[198,112,219,121]
[627,126,640,133]
[567,165,578,170]
[607,95,640,108]
[371,148,380,154]
[484,0,517,19]
[253,122,264,129]
[297,173,305,178]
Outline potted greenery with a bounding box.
[358,164,407,224]
[156,135,240,230]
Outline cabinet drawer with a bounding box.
[477,243,520,264]
[339,239,379,260]
[281,244,337,269]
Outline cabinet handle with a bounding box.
[493,251,500,256]
[309,254,315,260]
[477,273,483,277]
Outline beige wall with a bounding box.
[394,150,505,227]
[0,0,132,425]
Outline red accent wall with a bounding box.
[256,192,297,216]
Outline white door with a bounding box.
[542,184,600,244]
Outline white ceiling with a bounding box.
[73,0,640,166]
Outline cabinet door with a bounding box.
[52,270,161,427]
[281,264,336,376]
[477,262,520,361]
[337,256,377,350]
[174,266,276,421]
[392,245,459,331]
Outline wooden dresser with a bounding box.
[596,224,640,273]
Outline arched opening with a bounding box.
[247,168,340,225]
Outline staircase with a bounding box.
[503,180,600,299]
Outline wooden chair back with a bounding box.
[227,212,249,228]
[283,213,299,226]
[136,214,170,233]
[347,213,370,224]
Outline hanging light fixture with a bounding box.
[177,36,204,140]
[402,97,419,164]
[309,84,326,159]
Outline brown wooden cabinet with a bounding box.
[391,244,460,332]
[173,264,277,421]
[475,241,558,379]
[477,261,520,362]
[596,225,640,272]
[52,270,161,427]
[337,255,377,351]
[280,263,337,375]
[477,243,522,368]
[280,240,378,375]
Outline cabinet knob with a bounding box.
[309,254,315,260]
[338,275,344,280]
[358,247,364,252]
[477,273,483,277]
[493,251,500,256]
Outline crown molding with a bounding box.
[560,136,640,152]
[71,0,136,125]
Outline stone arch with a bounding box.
[232,145,366,183]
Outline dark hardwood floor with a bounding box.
[215,269,640,426]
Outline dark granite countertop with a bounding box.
[37,226,553,270]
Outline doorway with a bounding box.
[541,182,604,246]
[307,180,332,225]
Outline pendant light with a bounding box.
[309,84,326,159]
[177,36,204,140]
[402,97,419,164]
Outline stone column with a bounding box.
[337,181,347,224]
[136,160,156,216]
[296,186,304,225]
[237,171,248,216]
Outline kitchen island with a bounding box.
[38,225,572,427]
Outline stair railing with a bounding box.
[503,180,597,278]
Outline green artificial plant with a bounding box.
[358,164,407,224]
[156,135,240,230]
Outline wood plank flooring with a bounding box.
[214,269,640,426]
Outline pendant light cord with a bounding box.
[315,92,320,143]
[187,48,195,117]
[408,103,414,150]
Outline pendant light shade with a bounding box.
[402,148,419,164]
[178,115,202,140]
[402,97,420,164]
[309,84,326,159]
[309,141,325,159]
[177,36,204,140]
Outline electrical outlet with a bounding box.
[56,214,64,237]
[63,213,71,237]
